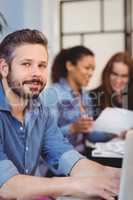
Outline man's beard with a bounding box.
[7,75,45,100]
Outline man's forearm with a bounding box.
[0,159,102,200]
[0,174,73,200]
[0,160,120,200]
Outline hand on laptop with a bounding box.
[70,159,120,200]
[68,175,119,200]
[105,166,121,180]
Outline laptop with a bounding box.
[119,129,133,200]
[57,130,133,200]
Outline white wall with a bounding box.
[0,0,59,83]
[0,0,25,38]
[0,0,126,89]
[0,0,55,45]
[0,0,47,32]
[60,0,125,89]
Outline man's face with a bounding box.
[7,44,48,99]
[68,55,95,89]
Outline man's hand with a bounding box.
[68,175,119,200]
[0,160,120,200]
[70,158,121,200]
[104,166,121,181]
[70,158,121,179]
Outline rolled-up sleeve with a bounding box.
[57,150,85,175]
[87,131,115,143]
[0,136,19,187]
[0,160,19,187]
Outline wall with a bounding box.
[0,0,128,89]
[0,0,57,83]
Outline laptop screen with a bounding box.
[119,130,133,200]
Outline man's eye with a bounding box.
[22,62,31,67]
[39,64,47,68]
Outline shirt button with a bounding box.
[20,126,23,131]
[25,169,29,174]
[26,146,29,151]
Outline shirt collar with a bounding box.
[0,81,11,111]
[59,78,72,92]
[28,97,42,111]
[59,78,84,97]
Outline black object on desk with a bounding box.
[85,146,123,168]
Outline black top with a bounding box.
[89,84,133,119]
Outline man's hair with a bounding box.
[0,29,48,65]
[51,45,94,83]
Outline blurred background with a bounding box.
[0,0,133,89]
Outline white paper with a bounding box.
[92,139,125,158]
[92,107,133,135]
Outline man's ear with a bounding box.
[0,58,9,78]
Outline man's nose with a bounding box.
[31,65,41,76]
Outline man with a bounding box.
[0,29,120,200]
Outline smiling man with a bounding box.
[0,29,120,200]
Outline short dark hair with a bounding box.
[0,29,48,65]
[51,45,94,83]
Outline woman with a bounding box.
[89,52,133,140]
[42,45,96,154]
[42,46,120,155]
[90,52,133,116]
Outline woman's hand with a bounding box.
[70,117,94,134]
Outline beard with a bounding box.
[7,74,45,100]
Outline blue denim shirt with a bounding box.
[0,81,84,187]
[41,79,112,150]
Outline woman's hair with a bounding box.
[51,45,94,83]
[101,52,133,108]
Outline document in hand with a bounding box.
[92,107,133,135]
